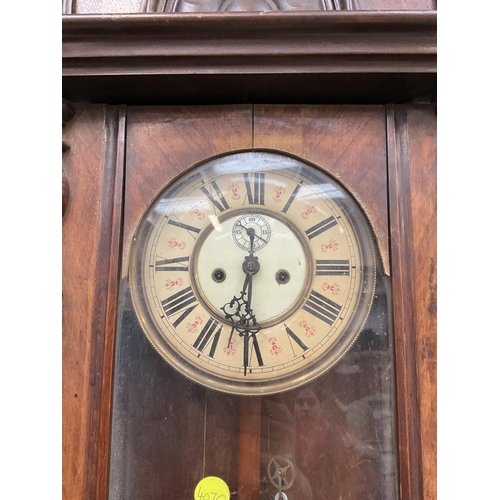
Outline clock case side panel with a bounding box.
[62,104,126,500]
[387,104,436,500]
[406,105,436,500]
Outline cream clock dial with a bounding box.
[129,152,376,395]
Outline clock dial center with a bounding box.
[191,208,313,328]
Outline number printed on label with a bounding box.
[197,489,227,500]
[194,476,230,500]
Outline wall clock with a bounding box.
[129,151,376,395]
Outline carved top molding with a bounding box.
[141,0,343,11]
[63,11,436,77]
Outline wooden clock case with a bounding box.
[62,6,436,500]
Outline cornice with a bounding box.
[62,11,436,104]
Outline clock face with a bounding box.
[129,152,375,395]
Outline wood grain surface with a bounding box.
[63,12,436,77]
[254,104,390,274]
[96,107,127,500]
[405,105,437,500]
[386,104,422,500]
[62,104,126,500]
[122,105,253,277]
[386,103,436,500]
[238,398,262,500]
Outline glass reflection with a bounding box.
[259,271,398,500]
[109,256,398,500]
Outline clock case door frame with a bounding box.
[62,11,436,500]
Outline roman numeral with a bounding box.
[155,256,189,272]
[284,324,309,352]
[315,259,350,276]
[303,290,342,326]
[282,184,302,214]
[200,181,230,213]
[244,173,266,205]
[305,216,338,240]
[161,286,198,321]
[167,219,201,235]
[251,335,264,367]
[244,334,264,375]
[193,318,222,358]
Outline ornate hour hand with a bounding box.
[222,226,262,375]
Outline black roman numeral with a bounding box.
[303,290,342,326]
[193,318,222,358]
[282,184,302,214]
[200,181,230,213]
[167,219,201,235]
[284,324,309,352]
[155,256,189,272]
[244,173,266,205]
[161,286,198,324]
[244,334,265,375]
[251,335,264,367]
[305,216,338,240]
[315,259,350,276]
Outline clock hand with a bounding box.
[221,226,261,374]
[235,220,268,245]
[225,273,250,348]
[243,229,257,310]
[243,333,249,376]
[240,228,261,375]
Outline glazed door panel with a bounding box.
[108,105,399,500]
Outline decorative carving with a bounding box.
[63,98,75,127]
[62,98,76,217]
[63,172,70,216]
[141,0,354,12]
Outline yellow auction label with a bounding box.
[194,476,230,500]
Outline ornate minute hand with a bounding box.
[221,226,261,375]
[242,229,258,308]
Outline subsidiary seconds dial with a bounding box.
[129,152,376,395]
[232,214,272,252]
